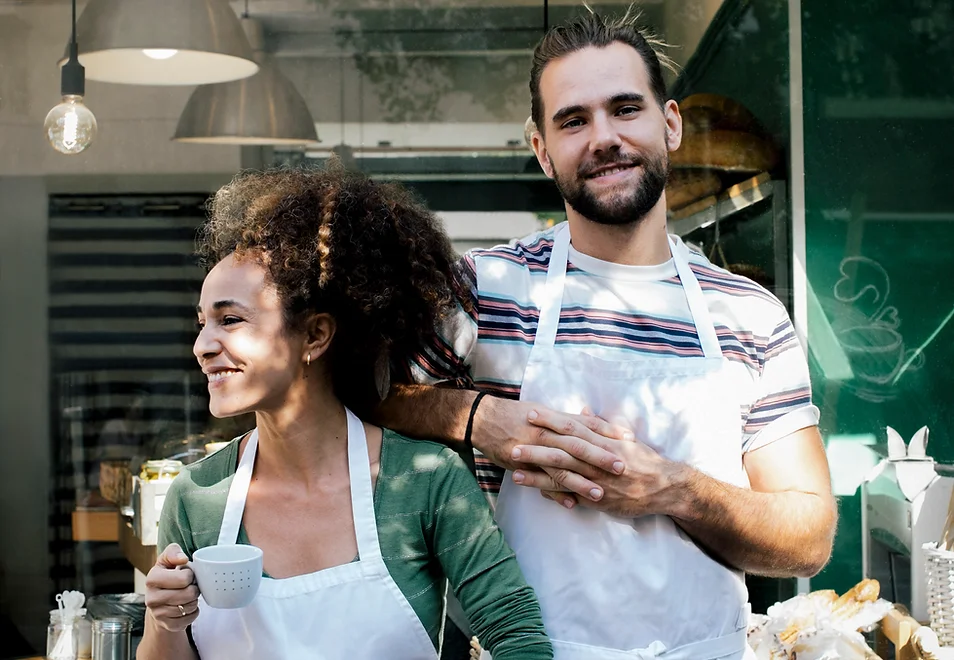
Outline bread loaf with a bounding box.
[666,169,722,210]
[679,93,761,134]
[672,130,779,172]
[777,581,880,646]
[832,578,880,613]
[807,589,839,608]
[829,579,881,627]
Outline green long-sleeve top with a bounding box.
[158,429,553,659]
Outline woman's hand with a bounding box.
[144,543,201,633]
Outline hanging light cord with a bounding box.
[61,0,84,96]
[543,0,548,32]
[243,0,249,19]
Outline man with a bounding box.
[378,8,836,659]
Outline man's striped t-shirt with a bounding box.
[408,225,820,497]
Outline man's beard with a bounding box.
[550,149,670,227]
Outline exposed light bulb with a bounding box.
[44,95,97,155]
[49,0,95,154]
[142,49,178,60]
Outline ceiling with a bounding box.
[1,0,707,61]
[234,1,670,58]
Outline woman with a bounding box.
[137,167,552,660]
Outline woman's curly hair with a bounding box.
[198,164,461,415]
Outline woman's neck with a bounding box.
[251,384,350,488]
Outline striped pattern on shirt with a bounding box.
[409,226,819,497]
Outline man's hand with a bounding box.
[511,407,688,517]
[516,407,837,576]
[375,386,634,508]
[472,397,631,506]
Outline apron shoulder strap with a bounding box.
[669,237,723,360]
[217,429,259,545]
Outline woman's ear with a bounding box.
[302,313,336,364]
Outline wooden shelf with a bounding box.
[71,507,119,542]
[668,172,775,237]
[72,506,158,575]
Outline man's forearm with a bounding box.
[375,383,477,445]
[666,467,837,578]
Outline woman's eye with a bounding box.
[195,321,205,332]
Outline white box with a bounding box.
[132,476,172,547]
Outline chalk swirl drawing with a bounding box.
[830,256,924,402]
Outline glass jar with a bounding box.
[47,610,77,660]
[138,459,182,482]
[75,616,92,660]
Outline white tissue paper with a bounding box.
[747,590,894,660]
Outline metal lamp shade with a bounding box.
[173,58,318,145]
[65,0,258,85]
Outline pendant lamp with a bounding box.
[45,0,97,154]
[173,15,318,146]
[62,0,258,86]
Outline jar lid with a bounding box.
[92,616,131,633]
[143,459,183,470]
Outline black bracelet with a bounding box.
[460,392,487,477]
[464,392,487,452]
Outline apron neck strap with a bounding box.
[534,224,571,351]
[344,409,382,562]
[216,409,383,563]
[218,429,258,545]
[532,224,722,360]
[669,237,722,359]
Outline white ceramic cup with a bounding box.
[189,545,263,609]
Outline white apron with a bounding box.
[191,409,438,660]
[493,223,752,660]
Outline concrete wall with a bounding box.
[0,3,242,177]
[0,177,52,650]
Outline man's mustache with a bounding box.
[578,154,643,178]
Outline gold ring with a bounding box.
[178,604,187,617]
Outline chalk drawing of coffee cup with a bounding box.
[837,323,923,389]
[831,256,924,402]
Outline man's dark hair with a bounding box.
[529,5,675,133]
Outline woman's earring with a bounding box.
[306,354,311,367]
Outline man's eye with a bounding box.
[195,321,205,332]
[222,316,243,326]
[617,106,639,116]
[562,118,584,129]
